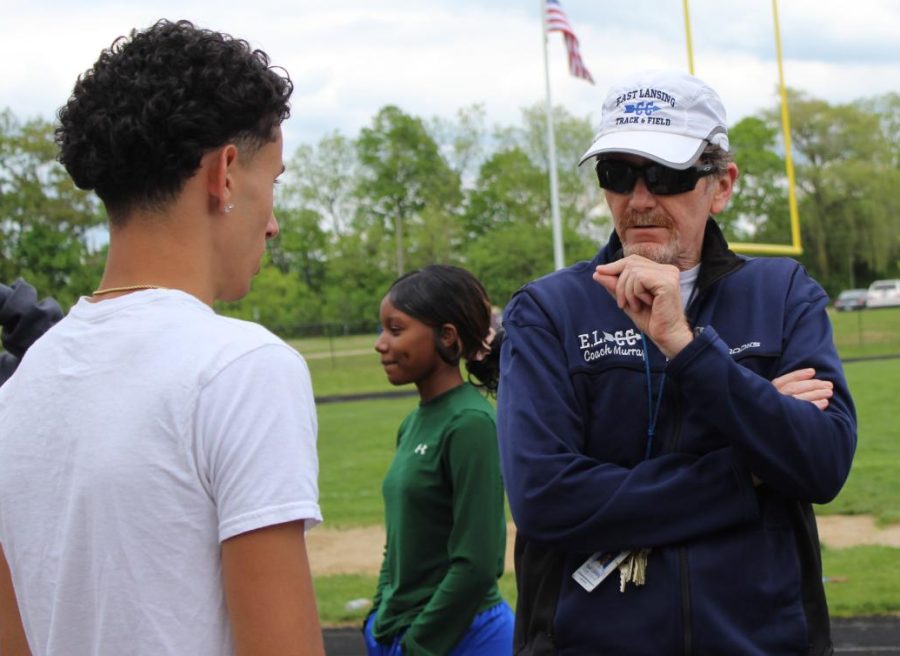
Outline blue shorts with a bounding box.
[363,601,514,655]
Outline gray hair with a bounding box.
[701,142,733,175]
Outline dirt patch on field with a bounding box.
[307,515,899,576]
[307,526,385,576]
[817,515,900,549]
[307,523,517,576]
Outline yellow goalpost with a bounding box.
[683,0,802,255]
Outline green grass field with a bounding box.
[822,546,900,616]
[291,333,378,356]
[317,397,415,526]
[314,358,899,528]
[314,546,900,626]
[819,359,900,525]
[829,306,900,360]
[286,335,396,398]
[295,307,900,399]
[307,312,900,623]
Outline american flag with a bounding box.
[545,0,594,84]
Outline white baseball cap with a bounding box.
[579,69,730,170]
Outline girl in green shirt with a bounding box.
[365,265,514,656]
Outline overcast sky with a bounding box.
[3,0,899,158]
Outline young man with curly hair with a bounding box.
[0,20,324,655]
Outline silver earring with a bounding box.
[224,203,235,214]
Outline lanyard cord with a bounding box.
[641,333,666,460]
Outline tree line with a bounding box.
[2,91,898,337]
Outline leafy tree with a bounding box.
[775,91,900,290]
[718,116,789,244]
[465,224,598,308]
[863,93,900,168]
[320,231,392,331]
[0,109,105,308]
[460,105,606,300]
[465,224,556,306]
[216,258,321,337]
[282,131,358,236]
[427,103,488,185]
[462,147,547,238]
[267,206,329,293]
[494,103,600,235]
[355,105,462,277]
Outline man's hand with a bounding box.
[593,255,693,359]
[772,368,833,411]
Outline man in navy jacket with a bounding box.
[0,279,62,385]
[497,70,856,655]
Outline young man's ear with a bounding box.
[205,144,239,214]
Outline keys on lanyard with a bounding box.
[572,334,661,594]
[572,548,651,593]
[618,548,651,592]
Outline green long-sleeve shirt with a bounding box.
[372,383,506,656]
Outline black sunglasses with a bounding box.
[595,159,718,196]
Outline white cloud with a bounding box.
[2,0,898,158]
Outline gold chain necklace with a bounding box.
[91,284,166,297]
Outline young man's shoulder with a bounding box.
[134,291,288,352]
[207,311,287,349]
[66,291,303,382]
[189,312,305,385]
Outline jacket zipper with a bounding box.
[666,336,691,654]
[669,391,690,653]
[669,230,742,655]
[668,389,683,451]
[680,546,693,656]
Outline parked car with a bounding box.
[866,279,900,308]
[834,289,868,312]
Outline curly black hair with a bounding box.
[56,19,293,223]
[387,265,503,395]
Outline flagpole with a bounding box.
[541,0,565,270]
[682,0,695,74]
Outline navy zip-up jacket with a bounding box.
[497,220,856,656]
[0,279,63,385]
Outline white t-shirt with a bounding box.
[680,263,700,310]
[0,289,321,655]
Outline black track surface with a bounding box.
[323,616,900,655]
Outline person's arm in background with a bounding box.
[222,521,324,656]
[0,544,31,656]
[0,279,63,385]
